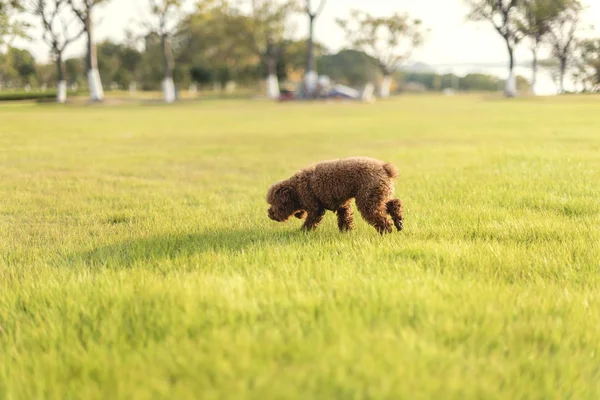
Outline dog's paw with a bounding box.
[394,219,403,232]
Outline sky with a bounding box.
[14,0,600,94]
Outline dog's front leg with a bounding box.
[337,202,355,232]
[301,207,325,231]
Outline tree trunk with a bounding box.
[86,12,104,102]
[266,57,280,99]
[304,15,317,98]
[531,48,538,96]
[55,51,67,103]
[559,57,567,94]
[380,74,392,98]
[505,44,517,97]
[162,34,175,103]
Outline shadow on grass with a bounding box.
[73,228,307,268]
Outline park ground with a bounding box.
[1,94,599,399]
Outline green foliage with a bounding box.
[244,0,297,71]
[139,34,164,90]
[96,40,142,89]
[546,0,582,62]
[279,38,327,72]
[175,3,258,86]
[1,1,29,87]
[0,46,36,86]
[189,65,212,84]
[1,96,600,398]
[336,10,426,74]
[0,0,28,51]
[573,38,600,91]
[318,49,379,87]
[516,0,566,45]
[7,46,35,82]
[35,59,55,83]
[64,56,84,84]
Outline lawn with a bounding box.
[1,95,599,399]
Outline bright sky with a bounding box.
[15,0,600,93]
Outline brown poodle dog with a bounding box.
[266,157,404,234]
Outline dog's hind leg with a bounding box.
[356,189,393,234]
[336,201,355,232]
[386,199,404,231]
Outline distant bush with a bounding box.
[0,90,86,102]
[0,91,58,102]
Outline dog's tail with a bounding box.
[383,163,399,179]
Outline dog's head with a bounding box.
[266,181,304,222]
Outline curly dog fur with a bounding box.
[266,157,404,234]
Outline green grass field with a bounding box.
[1,95,599,399]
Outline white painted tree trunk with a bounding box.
[505,69,517,97]
[88,69,104,101]
[162,77,176,103]
[380,75,392,98]
[305,70,317,97]
[225,81,236,93]
[57,81,67,104]
[266,74,280,99]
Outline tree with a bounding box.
[66,0,109,101]
[546,0,582,93]
[336,10,426,98]
[246,0,295,99]
[572,38,600,92]
[64,56,83,85]
[538,56,561,90]
[175,2,257,89]
[277,37,325,78]
[36,60,55,86]
[317,49,379,87]
[304,0,325,97]
[1,1,25,44]
[465,0,524,97]
[28,0,85,103]
[1,0,28,88]
[1,1,27,50]
[96,39,142,90]
[515,0,564,94]
[143,0,183,103]
[118,44,142,88]
[7,46,35,84]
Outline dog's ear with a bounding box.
[267,181,292,204]
[275,185,295,205]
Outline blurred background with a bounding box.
[1,0,599,104]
